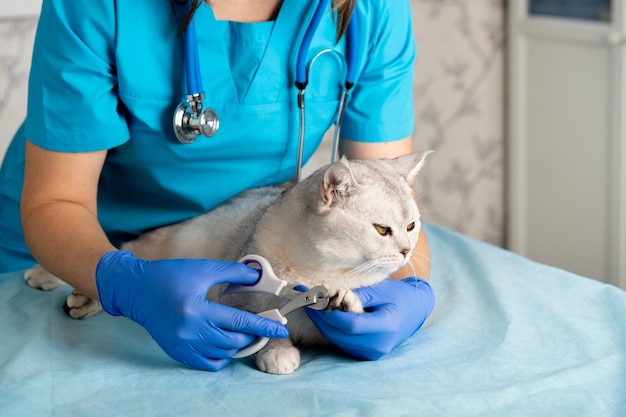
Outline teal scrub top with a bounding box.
[0,0,416,272]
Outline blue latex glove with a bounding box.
[304,277,434,361]
[95,250,289,371]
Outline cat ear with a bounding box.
[393,150,434,182]
[321,157,359,206]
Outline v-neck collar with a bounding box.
[214,20,275,102]
[194,0,321,104]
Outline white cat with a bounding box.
[25,151,431,374]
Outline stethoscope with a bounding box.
[172,0,359,182]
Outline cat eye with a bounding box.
[374,224,392,236]
[407,222,416,232]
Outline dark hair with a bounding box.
[177,0,356,42]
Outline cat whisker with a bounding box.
[347,261,377,277]
[347,259,388,277]
[410,250,431,264]
[406,249,431,279]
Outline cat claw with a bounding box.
[324,286,364,313]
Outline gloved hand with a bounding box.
[304,277,434,361]
[95,250,289,371]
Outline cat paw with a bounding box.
[63,291,103,319]
[325,287,364,313]
[24,264,66,291]
[255,339,301,375]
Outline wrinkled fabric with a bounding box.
[1,223,625,416]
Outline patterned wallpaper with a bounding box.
[411,0,505,246]
[0,1,505,246]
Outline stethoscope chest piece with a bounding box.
[173,92,220,144]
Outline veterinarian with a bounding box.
[0,0,434,370]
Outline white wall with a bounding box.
[0,0,41,18]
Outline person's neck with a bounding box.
[207,0,283,22]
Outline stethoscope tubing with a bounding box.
[296,0,359,89]
[295,0,328,89]
[345,2,359,87]
[177,0,360,182]
[295,1,359,180]
[183,0,359,99]
[184,15,203,95]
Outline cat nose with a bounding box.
[400,248,410,258]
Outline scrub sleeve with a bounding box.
[341,0,416,142]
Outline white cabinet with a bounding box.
[507,0,626,288]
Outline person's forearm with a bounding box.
[21,142,113,299]
[21,202,115,299]
[391,228,430,281]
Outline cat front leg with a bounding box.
[24,264,66,291]
[325,287,364,313]
[255,338,300,375]
[23,264,103,319]
[64,292,103,319]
